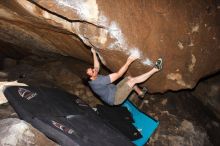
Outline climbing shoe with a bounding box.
[139,87,148,99]
[155,58,163,70]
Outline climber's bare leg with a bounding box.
[133,85,142,95]
[127,76,143,96]
[126,68,159,88]
[126,58,163,88]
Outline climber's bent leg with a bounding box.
[127,57,163,87]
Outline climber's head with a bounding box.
[86,67,98,80]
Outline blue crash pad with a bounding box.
[122,100,159,146]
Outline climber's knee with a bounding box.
[126,77,136,88]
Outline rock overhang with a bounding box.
[0,0,220,92]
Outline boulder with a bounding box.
[0,0,219,92]
[0,118,57,146]
[150,115,211,146]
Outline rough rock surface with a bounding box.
[151,119,210,146]
[0,1,220,93]
[192,73,220,120]
[140,92,218,146]
[0,118,57,146]
[1,55,102,107]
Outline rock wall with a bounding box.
[0,56,102,107]
[0,0,220,92]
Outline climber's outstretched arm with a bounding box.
[91,48,100,73]
[109,56,137,83]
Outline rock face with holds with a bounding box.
[0,0,220,92]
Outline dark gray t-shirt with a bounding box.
[88,75,116,105]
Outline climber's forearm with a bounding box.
[92,51,100,72]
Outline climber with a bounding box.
[86,48,163,105]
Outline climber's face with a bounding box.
[86,68,97,78]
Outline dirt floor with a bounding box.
[0,55,220,146]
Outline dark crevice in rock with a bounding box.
[193,70,220,89]
[0,40,30,59]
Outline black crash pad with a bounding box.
[96,105,142,141]
[3,86,133,146]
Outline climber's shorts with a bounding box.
[114,77,133,105]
